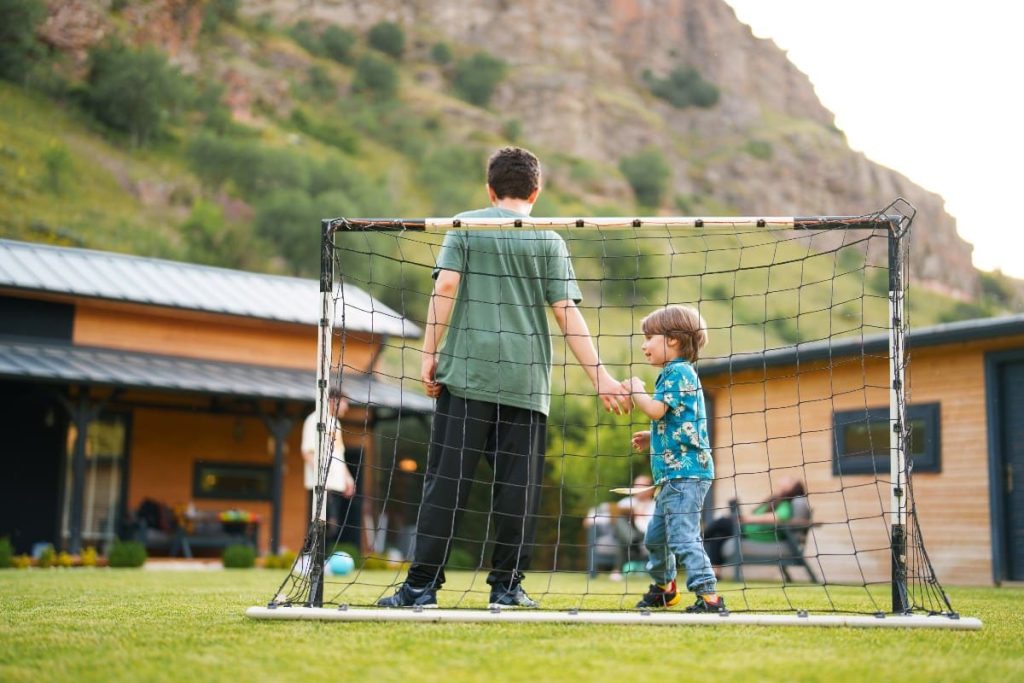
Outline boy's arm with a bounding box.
[421,269,461,397]
[551,299,630,414]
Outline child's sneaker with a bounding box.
[635,581,681,609]
[685,594,726,613]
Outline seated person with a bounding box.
[703,476,807,574]
[615,474,655,562]
[583,501,633,578]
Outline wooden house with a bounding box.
[699,314,1024,585]
[0,239,431,558]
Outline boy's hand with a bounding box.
[631,430,651,452]
[626,376,646,395]
[421,351,442,398]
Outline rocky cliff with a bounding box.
[38,0,978,297]
[240,0,977,297]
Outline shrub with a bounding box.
[352,54,398,99]
[289,20,324,56]
[0,537,12,568]
[644,65,720,109]
[81,546,99,567]
[186,134,313,197]
[107,540,147,568]
[291,109,359,154]
[84,42,192,146]
[41,143,73,194]
[619,147,671,207]
[452,52,507,107]
[306,65,336,100]
[744,139,773,161]
[57,551,75,568]
[13,554,32,569]
[202,0,240,35]
[253,189,323,275]
[263,550,297,569]
[367,21,405,59]
[0,0,47,83]
[322,25,356,64]
[430,42,452,66]
[36,544,56,568]
[222,544,256,569]
[447,546,476,569]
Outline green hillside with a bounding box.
[0,0,1010,333]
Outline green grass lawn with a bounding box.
[1,570,1021,683]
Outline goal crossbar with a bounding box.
[330,215,904,233]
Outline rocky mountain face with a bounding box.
[39,0,978,297]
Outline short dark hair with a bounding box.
[641,305,708,363]
[487,146,541,200]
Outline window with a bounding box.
[832,403,941,475]
[193,462,273,501]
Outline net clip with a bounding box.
[337,604,349,611]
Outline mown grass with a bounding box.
[1,569,1020,683]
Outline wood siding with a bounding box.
[704,334,1024,586]
[73,301,377,372]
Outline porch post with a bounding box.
[264,407,295,556]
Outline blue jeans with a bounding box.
[644,478,717,595]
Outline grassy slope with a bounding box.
[0,82,192,256]
[1,570,1021,683]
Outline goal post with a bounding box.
[261,200,972,628]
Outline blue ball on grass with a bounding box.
[327,551,355,576]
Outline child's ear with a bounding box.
[666,336,680,348]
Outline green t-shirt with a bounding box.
[741,499,793,543]
[433,207,582,415]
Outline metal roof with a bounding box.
[698,313,1024,378]
[0,337,434,412]
[0,239,420,338]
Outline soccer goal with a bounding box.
[248,200,980,629]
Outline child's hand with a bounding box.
[631,430,651,452]
[626,376,646,395]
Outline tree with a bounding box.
[619,148,672,207]
[322,25,356,64]
[0,0,46,83]
[452,52,506,107]
[367,21,405,59]
[85,42,191,146]
[352,54,398,99]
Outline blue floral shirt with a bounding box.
[648,358,713,483]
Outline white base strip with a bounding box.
[246,606,981,630]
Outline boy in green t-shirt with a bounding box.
[378,146,631,609]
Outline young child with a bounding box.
[625,304,725,612]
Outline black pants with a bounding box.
[703,515,739,567]
[407,388,547,589]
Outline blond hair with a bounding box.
[640,305,708,363]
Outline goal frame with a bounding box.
[271,208,954,627]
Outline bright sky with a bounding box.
[724,0,1024,277]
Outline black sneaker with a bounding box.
[376,583,438,608]
[488,584,539,609]
[685,594,726,613]
[635,580,681,609]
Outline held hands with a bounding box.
[631,430,651,452]
[623,376,646,395]
[596,367,632,414]
[421,351,443,398]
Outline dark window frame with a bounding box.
[192,461,273,501]
[832,403,941,476]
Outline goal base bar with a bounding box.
[246,606,981,630]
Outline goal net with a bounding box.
[265,199,962,622]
